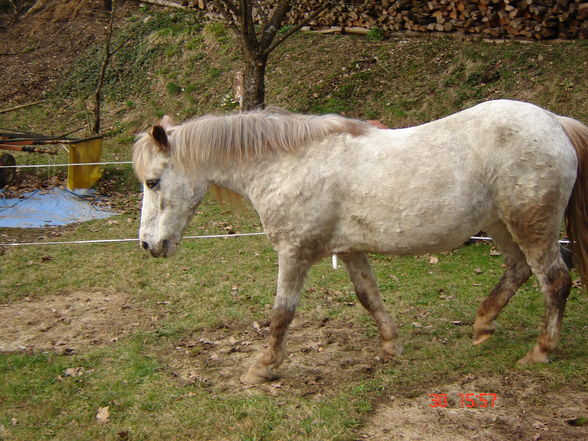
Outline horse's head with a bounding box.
[132,118,208,257]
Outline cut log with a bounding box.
[280,0,585,40]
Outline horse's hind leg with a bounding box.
[501,200,572,363]
[241,246,314,384]
[517,241,571,364]
[473,222,532,345]
[339,252,402,359]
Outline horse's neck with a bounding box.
[205,160,265,202]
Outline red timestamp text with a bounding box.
[428,393,497,408]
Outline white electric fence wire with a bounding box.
[0,161,133,169]
[0,232,267,247]
[0,235,570,248]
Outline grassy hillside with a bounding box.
[2,7,587,176]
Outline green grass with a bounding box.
[1,198,587,439]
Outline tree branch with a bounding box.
[240,0,259,51]
[8,0,18,17]
[265,0,333,55]
[259,0,291,50]
[93,0,118,134]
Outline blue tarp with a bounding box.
[0,188,116,228]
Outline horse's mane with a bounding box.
[133,108,370,180]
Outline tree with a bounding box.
[211,1,332,110]
[93,0,118,133]
[137,0,333,110]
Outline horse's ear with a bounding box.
[160,115,174,129]
[150,125,170,152]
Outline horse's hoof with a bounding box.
[517,348,550,365]
[472,330,494,345]
[240,364,277,385]
[377,342,403,361]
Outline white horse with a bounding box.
[133,100,588,384]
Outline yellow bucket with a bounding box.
[67,136,103,190]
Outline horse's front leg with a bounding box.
[339,252,403,360]
[241,247,313,384]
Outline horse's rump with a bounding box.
[560,116,588,285]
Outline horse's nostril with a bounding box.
[140,241,150,250]
[161,239,170,255]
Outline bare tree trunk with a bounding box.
[215,0,333,110]
[103,0,112,11]
[93,1,117,134]
[242,53,268,110]
[129,0,333,110]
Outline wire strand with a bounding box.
[0,232,266,247]
[0,234,570,248]
[0,161,132,169]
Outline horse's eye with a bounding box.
[146,179,160,189]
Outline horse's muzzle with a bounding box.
[140,239,173,258]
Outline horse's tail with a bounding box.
[559,116,588,285]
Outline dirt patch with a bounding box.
[161,317,383,398]
[361,373,588,441]
[161,320,588,438]
[4,292,586,439]
[0,289,150,354]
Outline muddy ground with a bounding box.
[362,376,588,441]
[0,289,151,354]
[1,291,587,440]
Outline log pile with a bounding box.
[196,1,587,40]
[290,0,588,40]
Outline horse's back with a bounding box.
[257,100,577,256]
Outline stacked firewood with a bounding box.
[299,0,588,40]
[196,1,587,40]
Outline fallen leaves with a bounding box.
[63,367,86,377]
[96,406,110,424]
[0,173,67,199]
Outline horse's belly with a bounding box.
[330,225,472,255]
[330,202,490,255]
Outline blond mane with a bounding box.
[133,109,370,180]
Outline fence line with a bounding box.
[0,232,267,247]
[0,234,571,248]
[0,161,132,169]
